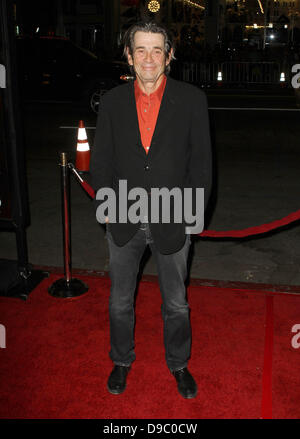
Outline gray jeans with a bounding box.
[106,223,192,372]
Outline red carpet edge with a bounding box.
[33,264,300,296]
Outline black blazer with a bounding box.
[90,76,212,254]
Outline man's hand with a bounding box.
[105,217,109,224]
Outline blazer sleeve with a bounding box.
[188,89,212,211]
[90,97,114,200]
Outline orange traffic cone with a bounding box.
[75,120,90,172]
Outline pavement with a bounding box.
[1,87,300,288]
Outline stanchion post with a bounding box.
[48,152,88,298]
[61,152,71,283]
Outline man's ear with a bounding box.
[126,47,134,66]
[166,48,173,66]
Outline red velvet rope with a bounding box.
[200,209,300,238]
[78,179,300,238]
[81,181,96,199]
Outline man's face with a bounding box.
[127,31,172,84]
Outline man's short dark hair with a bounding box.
[123,21,175,75]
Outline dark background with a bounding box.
[1,0,300,287]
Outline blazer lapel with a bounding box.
[147,76,177,159]
[125,80,147,157]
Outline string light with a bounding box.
[148,1,160,13]
[184,0,205,9]
[257,0,264,13]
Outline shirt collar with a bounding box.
[134,74,167,102]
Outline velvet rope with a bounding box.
[199,209,300,238]
[76,176,300,239]
[81,181,96,199]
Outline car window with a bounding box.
[16,38,41,69]
[39,39,82,70]
[16,38,97,72]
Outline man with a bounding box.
[90,21,212,399]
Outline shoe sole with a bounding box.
[177,384,198,399]
[179,390,198,399]
[179,392,197,399]
[107,383,126,395]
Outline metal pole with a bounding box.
[60,152,72,283]
[48,152,88,298]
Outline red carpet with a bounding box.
[0,274,299,419]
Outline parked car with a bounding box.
[16,36,132,113]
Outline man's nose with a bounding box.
[145,51,154,62]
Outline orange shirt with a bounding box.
[134,75,167,154]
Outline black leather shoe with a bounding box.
[107,365,131,395]
[172,368,198,399]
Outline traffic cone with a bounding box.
[75,120,90,172]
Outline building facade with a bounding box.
[14,0,300,59]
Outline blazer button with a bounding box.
[144,165,150,171]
